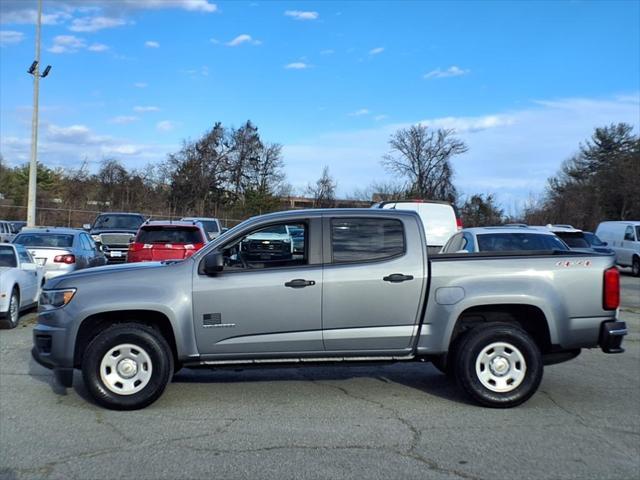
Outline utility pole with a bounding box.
[26,0,51,227]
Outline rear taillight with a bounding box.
[129,243,152,251]
[53,254,75,264]
[456,217,463,230]
[603,267,620,310]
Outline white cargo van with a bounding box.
[372,200,461,254]
[595,221,640,276]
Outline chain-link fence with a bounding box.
[0,204,243,229]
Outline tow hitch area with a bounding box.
[600,321,627,354]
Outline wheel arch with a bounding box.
[73,309,178,368]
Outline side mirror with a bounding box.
[601,241,608,246]
[82,223,91,230]
[203,251,224,275]
[221,227,229,233]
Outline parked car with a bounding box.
[180,217,223,241]
[582,232,614,255]
[12,228,107,279]
[287,225,305,254]
[85,212,146,263]
[371,200,462,254]
[240,223,295,262]
[0,220,16,243]
[441,226,570,254]
[128,221,207,263]
[596,221,640,276]
[0,243,43,328]
[32,209,625,410]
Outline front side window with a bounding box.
[636,226,640,241]
[331,218,404,263]
[221,222,307,270]
[0,246,17,267]
[442,233,463,253]
[624,226,635,241]
[16,246,33,264]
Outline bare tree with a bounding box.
[306,165,337,208]
[382,124,467,203]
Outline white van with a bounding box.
[372,200,462,254]
[595,221,640,276]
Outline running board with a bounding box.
[198,355,415,366]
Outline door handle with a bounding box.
[383,273,414,283]
[284,279,316,288]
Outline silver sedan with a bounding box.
[12,227,107,280]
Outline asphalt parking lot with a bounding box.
[1,274,639,480]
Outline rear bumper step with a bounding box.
[599,321,627,354]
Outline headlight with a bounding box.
[40,289,77,309]
[91,235,101,242]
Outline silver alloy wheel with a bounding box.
[99,343,153,395]
[9,292,19,326]
[475,341,527,393]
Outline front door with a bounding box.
[192,219,323,356]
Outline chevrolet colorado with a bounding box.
[32,209,626,410]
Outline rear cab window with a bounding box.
[331,218,404,263]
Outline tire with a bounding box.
[0,288,20,329]
[454,322,543,408]
[81,323,174,410]
[632,257,640,277]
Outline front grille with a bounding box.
[100,233,133,246]
[245,240,288,253]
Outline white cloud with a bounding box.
[133,106,160,113]
[374,114,388,121]
[48,35,86,54]
[424,65,470,79]
[284,62,310,70]
[281,94,640,211]
[69,16,127,32]
[156,120,175,132]
[0,8,72,26]
[0,30,24,46]
[110,116,139,124]
[47,124,110,145]
[369,47,384,55]
[87,43,109,52]
[284,10,319,21]
[348,108,370,116]
[145,40,160,48]
[225,34,261,47]
[122,0,217,12]
[133,82,148,88]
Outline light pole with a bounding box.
[26,0,51,227]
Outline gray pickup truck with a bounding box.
[32,209,627,410]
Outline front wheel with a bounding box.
[0,288,20,329]
[632,257,640,277]
[454,323,543,408]
[82,323,173,410]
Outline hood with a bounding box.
[246,232,290,241]
[45,260,172,288]
[91,228,138,235]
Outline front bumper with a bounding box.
[103,247,129,263]
[599,321,627,354]
[31,312,76,387]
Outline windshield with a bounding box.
[93,215,145,231]
[199,221,219,238]
[554,232,590,248]
[477,233,569,252]
[136,226,204,244]
[0,246,17,267]
[13,233,74,248]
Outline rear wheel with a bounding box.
[82,323,173,410]
[454,322,543,408]
[632,257,640,277]
[0,288,20,329]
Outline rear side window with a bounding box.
[13,233,74,248]
[554,232,589,248]
[625,226,636,241]
[331,218,404,263]
[477,233,569,252]
[137,227,204,244]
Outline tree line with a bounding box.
[0,120,637,230]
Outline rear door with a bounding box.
[621,226,637,266]
[321,214,426,354]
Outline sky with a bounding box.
[1,0,639,213]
